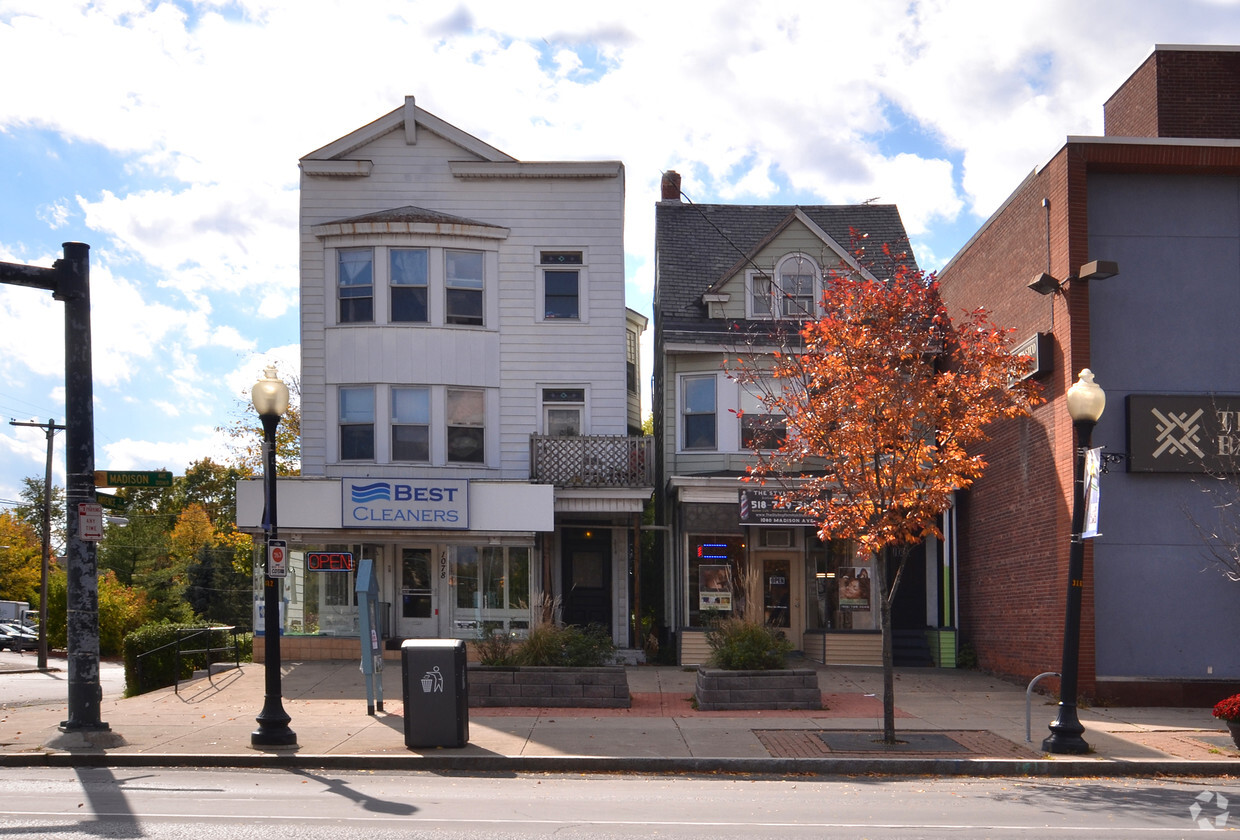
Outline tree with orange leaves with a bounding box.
[730,238,1041,742]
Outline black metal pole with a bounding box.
[57,242,107,732]
[1043,417,1094,755]
[251,411,295,747]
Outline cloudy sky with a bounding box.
[1,0,1238,505]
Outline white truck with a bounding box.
[0,600,33,626]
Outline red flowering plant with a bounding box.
[1212,694,1240,722]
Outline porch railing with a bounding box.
[530,434,653,488]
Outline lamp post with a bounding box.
[251,365,297,748]
[1043,368,1106,755]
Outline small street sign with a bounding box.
[267,539,288,578]
[94,470,173,488]
[79,502,104,541]
[95,492,126,512]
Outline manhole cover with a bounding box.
[818,731,970,752]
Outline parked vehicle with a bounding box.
[0,600,31,625]
[0,623,36,652]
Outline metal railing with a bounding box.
[135,625,242,694]
[529,434,654,487]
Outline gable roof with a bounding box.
[301,96,516,164]
[655,201,916,343]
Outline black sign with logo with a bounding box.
[739,488,818,526]
[1127,394,1240,473]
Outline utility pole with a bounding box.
[0,243,107,733]
[10,418,65,671]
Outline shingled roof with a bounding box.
[654,200,917,344]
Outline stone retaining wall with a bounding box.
[694,667,821,711]
[468,666,631,708]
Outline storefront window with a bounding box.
[688,536,745,627]
[806,538,875,631]
[265,542,381,636]
[452,545,531,637]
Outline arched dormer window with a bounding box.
[748,252,820,320]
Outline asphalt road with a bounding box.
[1,767,1238,838]
[0,651,126,707]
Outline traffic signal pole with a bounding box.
[0,243,108,732]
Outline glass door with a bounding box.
[399,547,438,637]
[763,555,803,650]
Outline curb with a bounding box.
[3,752,1239,777]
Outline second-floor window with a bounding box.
[541,251,582,319]
[340,386,375,460]
[447,388,485,463]
[446,250,484,326]
[338,249,374,323]
[543,387,585,436]
[390,248,429,323]
[392,386,430,461]
[682,376,717,450]
[739,385,787,450]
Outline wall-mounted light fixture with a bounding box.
[1028,260,1120,296]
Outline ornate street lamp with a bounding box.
[1043,368,1106,755]
[251,365,297,748]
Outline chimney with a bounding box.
[661,170,682,202]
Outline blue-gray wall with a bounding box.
[1088,171,1240,680]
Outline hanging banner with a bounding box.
[1082,447,1102,539]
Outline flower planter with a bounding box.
[468,665,630,708]
[694,667,821,711]
[1227,720,1240,750]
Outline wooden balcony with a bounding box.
[530,434,654,488]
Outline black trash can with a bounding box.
[401,639,469,748]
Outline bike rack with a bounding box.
[1026,671,1061,742]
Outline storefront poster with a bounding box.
[698,564,733,611]
[838,567,871,611]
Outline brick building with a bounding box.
[938,45,1240,705]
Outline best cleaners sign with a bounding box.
[343,478,469,529]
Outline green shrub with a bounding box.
[514,623,616,667]
[474,630,516,666]
[122,623,252,696]
[705,618,793,670]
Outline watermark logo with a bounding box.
[1190,790,1230,830]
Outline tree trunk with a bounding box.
[873,549,897,742]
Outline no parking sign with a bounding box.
[267,539,288,578]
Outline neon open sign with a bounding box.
[306,552,354,572]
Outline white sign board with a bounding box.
[79,502,104,542]
[343,478,469,529]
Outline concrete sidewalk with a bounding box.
[2,655,1237,776]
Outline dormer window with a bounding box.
[748,253,820,320]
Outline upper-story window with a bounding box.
[338,249,374,323]
[392,386,431,462]
[540,251,582,320]
[447,388,485,463]
[543,387,585,436]
[739,385,787,450]
[626,329,638,394]
[390,248,429,323]
[445,250,484,326]
[339,386,375,460]
[682,375,717,450]
[749,253,820,320]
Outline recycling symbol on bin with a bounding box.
[420,665,444,694]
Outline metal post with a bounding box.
[251,411,296,747]
[9,418,64,671]
[1043,417,1095,755]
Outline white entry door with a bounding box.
[398,547,439,637]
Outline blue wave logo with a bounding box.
[351,482,392,503]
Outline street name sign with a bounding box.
[94,470,173,488]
